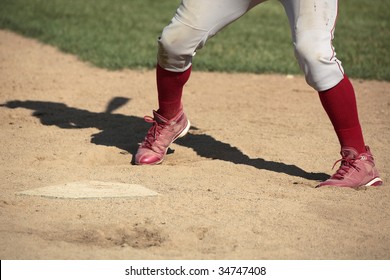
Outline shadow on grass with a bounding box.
[1,98,329,181]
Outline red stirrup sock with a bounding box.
[318,75,366,153]
[156,64,192,120]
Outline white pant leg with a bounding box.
[158,0,265,72]
[280,0,344,91]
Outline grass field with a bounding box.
[0,0,389,80]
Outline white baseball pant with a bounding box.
[157,0,344,91]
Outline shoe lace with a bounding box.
[140,115,172,151]
[141,116,162,147]
[331,155,361,179]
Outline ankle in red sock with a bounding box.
[156,64,191,119]
[319,75,366,153]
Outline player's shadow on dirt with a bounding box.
[2,98,328,181]
[2,98,145,153]
[176,134,329,181]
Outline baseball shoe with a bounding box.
[317,146,383,188]
[135,109,190,165]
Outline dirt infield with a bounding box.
[0,29,389,260]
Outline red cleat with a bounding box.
[318,146,383,188]
[135,109,190,165]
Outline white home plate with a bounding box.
[17,181,158,199]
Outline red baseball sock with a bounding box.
[318,75,366,153]
[156,64,192,120]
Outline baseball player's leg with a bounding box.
[281,0,382,187]
[136,0,265,165]
[158,0,265,73]
[156,0,264,118]
[281,0,343,90]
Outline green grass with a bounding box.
[0,0,389,80]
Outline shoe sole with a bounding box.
[177,119,191,139]
[365,177,383,187]
[135,120,191,166]
[316,176,383,188]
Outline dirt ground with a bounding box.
[0,29,389,260]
